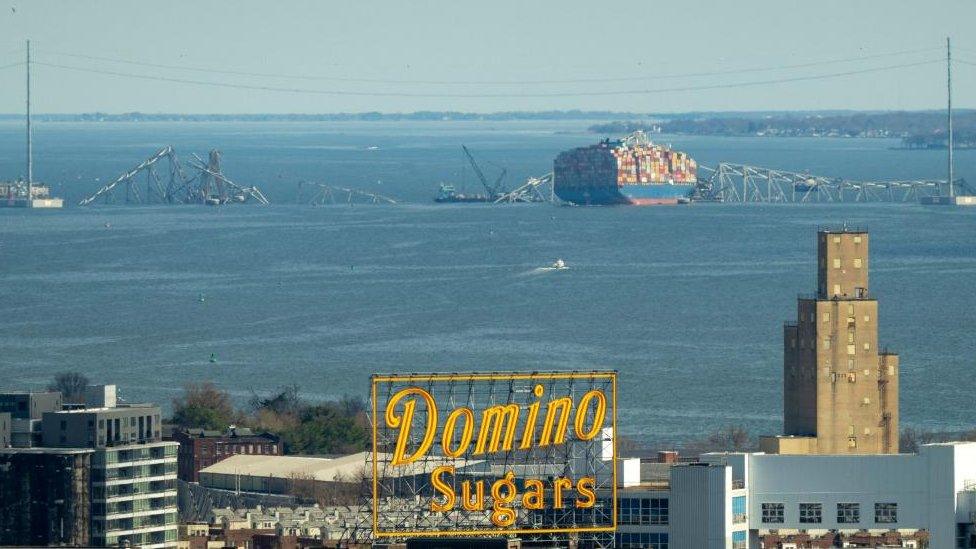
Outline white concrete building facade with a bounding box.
[612,442,976,548]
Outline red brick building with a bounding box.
[170,426,283,483]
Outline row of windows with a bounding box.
[761,502,897,524]
[616,533,667,549]
[102,527,176,547]
[618,497,669,525]
[211,443,278,456]
[100,445,173,464]
[831,258,863,269]
[93,495,176,515]
[93,462,176,481]
[91,478,176,499]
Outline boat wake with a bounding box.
[519,262,570,276]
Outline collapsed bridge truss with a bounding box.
[78,148,269,206]
[694,162,971,203]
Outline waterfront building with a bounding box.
[0,447,93,546]
[169,425,282,483]
[605,441,976,548]
[0,390,63,447]
[198,452,368,497]
[0,384,178,548]
[763,229,899,455]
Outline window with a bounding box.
[875,503,897,523]
[864,342,871,351]
[616,533,667,549]
[833,284,841,295]
[847,345,856,355]
[837,503,860,523]
[854,235,862,244]
[732,530,747,549]
[732,496,747,524]
[823,339,831,350]
[799,503,822,523]
[833,258,841,269]
[854,258,862,268]
[618,498,668,525]
[847,331,854,343]
[847,304,854,315]
[833,236,841,243]
[822,312,830,322]
[864,315,870,322]
[761,503,784,523]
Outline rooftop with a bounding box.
[200,451,484,481]
[0,447,95,455]
[818,225,868,234]
[51,403,158,413]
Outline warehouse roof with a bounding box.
[199,451,483,481]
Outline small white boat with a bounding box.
[551,259,567,270]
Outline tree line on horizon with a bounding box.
[591,111,976,145]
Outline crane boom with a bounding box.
[461,145,495,197]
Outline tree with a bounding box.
[171,382,236,430]
[250,385,304,417]
[681,425,754,457]
[47,372,89,403]
[280,402,370,455]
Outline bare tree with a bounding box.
[47,372,89,403]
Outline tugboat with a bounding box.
[434,184,492,203]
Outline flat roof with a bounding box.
[200,452,483,481]
[52,404,158,413]
[0,447,94,455]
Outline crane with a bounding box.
[461,145,506,199]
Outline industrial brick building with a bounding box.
[763,229,899,455]
[170,426,282,483]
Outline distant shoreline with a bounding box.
[0,109,972,124]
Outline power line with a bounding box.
[32,58,943,98]
[35,46,943,86]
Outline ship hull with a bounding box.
[556,183,695,206]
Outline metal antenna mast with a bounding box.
[26,39,33,207]
[947,36,954,197]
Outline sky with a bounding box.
[0,0,974,114]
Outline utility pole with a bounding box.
[947,36,954,197]
[26,39,33,207]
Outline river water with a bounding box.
[1,120,974,446]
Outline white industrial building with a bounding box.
[611,441,976,548]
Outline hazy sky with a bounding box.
[0,0,974,113]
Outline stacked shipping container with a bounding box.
[553,133,698,205]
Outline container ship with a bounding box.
[553,131,697,205]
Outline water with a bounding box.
[1,120,974,447]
